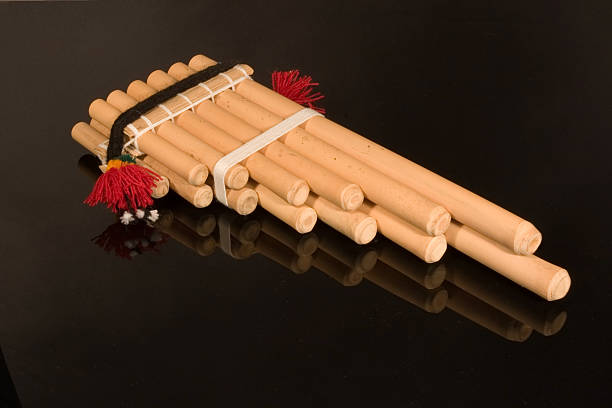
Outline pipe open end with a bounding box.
[340,184,364,211]
[424,235,448,263]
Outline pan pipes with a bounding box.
[79,155,568,341]
[71,53,570,301]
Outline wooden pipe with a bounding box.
[446,220,570,301]
[225,63,541,254]
[88,99,207,186]
[206,176,258,215]
[361,200,447,263]
[365,261,448,313]
[88,120,213,208]
[246,180,317,233]
[71,122,169,199]
[143,155,213,208]
[305,193,377,245]
[107,90,248,190]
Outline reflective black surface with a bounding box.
[1,1,610,406]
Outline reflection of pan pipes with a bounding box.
[80,159,566,341]
[443,252,567,336]
[312,250,363,286]
[255,232,313,275]
[314,223,378,274]
[71,53,570,301]
[257,210,319,257]
[444,283,533,342]
[365,261,448,314]
[375,239,447,290]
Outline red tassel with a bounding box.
[84,162,160,213]
[271,70,326,114]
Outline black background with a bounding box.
[0,1,611,406]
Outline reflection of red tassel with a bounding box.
[84,159,160,213]
[93,220,168,259]
[272,70,325,114]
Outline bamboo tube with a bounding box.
[205,177,257,215]
[255,232,312,274]
[88,99,207,186]
[377,240,447,290]
[107,90,248,190]
[312,250,363,286]
[156,122,248,189]
[126,79,157,100]
[361,200,447,263]
[89,118,111,136]
[445,283,533,342]
[446,220,570,301]
[365,261,447,313]
[142,155,213,208]
[315,224,378,274]
[305,193,376,244]
[247,180,316,233]
[155,64,364,211]
[71,122,169,199]
[128,77,310,207]
[232,76,542,255]
[444,254,567,336]
[212,90,449,235]
[259,211,319,256]
[168,61,199,79]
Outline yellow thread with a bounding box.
[106,159,134,170]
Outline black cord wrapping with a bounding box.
[106,61,239,160]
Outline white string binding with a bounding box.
[96,140,109,165]
[197,82,215,102]
[158,103,174,122]
[212,108,323,206]
[176,93,196,112]
[120,64,252,155]
[218,72,235,90]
